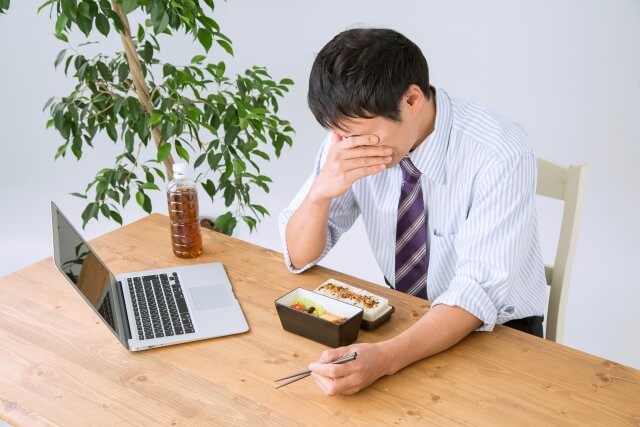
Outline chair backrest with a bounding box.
[536,158,587,342]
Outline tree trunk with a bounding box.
[111,0,174,181]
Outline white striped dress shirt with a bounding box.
[279,87,547,331]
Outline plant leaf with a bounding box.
[216,39,233,56]
[142,41,153,62]
[122,0,137,14]
[153,167,165,181]
[251,204,269,217]
[214,212,237,235]
[55,14,68,36]
[142,193,152,213]
[252,149,270,161]
[81,202,98,228]
[224,126,240,145]
[157,142,171,162]
[194,152,206,168]
[141,182,159,190]
[95,14,110,37]
[207,151,222,170]
[118,62,129,82]
[136,23,145,41]
[135,190,144,208]
[37,0,56,14]
[223,185,234,207]
[125,131,134,153]
[201,179,216,199]
[54,49,67,68]
[197,28,212,52]
[55,32,69,43]
[110,210,123,225]
[43,97,55,112]
[106,123,117,142]
[149,112,162,126]
[100,203,111,219]
[191,54,206,64]
[96,61,111,81]
[155,12,169,34]
[242,215,257,232]
[175,141,189,162]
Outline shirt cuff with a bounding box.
[430,276,498,331]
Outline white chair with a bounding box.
[536,158,587,342]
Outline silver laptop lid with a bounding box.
[51,202,130,348]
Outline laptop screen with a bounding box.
[51,203,124,342]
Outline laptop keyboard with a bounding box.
[127,272,195,341]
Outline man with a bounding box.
[278,28,547,396]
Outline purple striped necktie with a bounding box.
[395,157,429,299]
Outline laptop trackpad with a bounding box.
[189,286,233,310]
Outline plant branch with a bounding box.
[111,0,174,180]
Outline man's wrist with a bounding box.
[376,337,406,376]
[307,185,333,206]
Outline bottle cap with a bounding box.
[173,162,187,179]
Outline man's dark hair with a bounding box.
[308,28,430,130]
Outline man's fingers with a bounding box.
[311,372,361,396]
[339,145,393,160]
[346,164,387,181]
[308,361,351,378]
[318,133,388,199]
[343,156,392,171]
[319,347,344,363]
[310,373,335,396]
[334,376,361,396]
[337,134,380,149]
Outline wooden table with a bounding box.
[1,214,639,426]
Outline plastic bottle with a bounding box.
[167,163,203,258]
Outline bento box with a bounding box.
[275,288,363,347]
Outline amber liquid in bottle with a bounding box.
[167,187,203,258]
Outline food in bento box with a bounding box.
[289,297,346,325]
[315,280,390,322]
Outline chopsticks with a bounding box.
[274,351,358,389]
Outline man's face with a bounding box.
[333,108,415,168]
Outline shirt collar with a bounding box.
[406,86,452,185]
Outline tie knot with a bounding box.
[400,157,421,180]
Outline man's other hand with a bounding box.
[309,132,393,201]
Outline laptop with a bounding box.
[51,202,249,351]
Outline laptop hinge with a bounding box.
[116,281,132,340]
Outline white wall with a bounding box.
[1,1,638,368]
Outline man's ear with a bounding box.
[404,84,425,112]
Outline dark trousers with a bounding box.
[503,316,544,338]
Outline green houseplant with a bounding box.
[27,0,295,235]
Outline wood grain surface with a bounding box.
[1,214,639,426]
